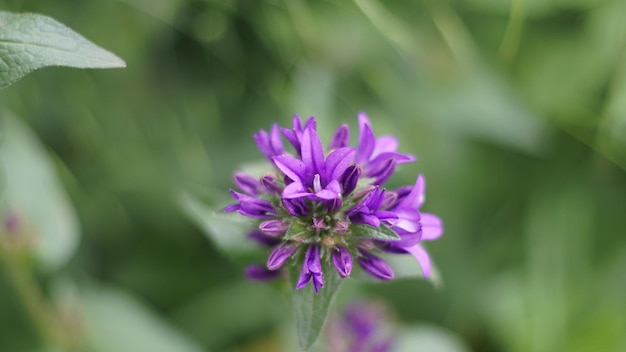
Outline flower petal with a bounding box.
[355,112,376,165]
[259,220,289,237]
[397,174,425,210]
[283,181,311,199]
[282,198,309,217]
[281,115,304,153]
[260,175,282,194]
[392,208,421,233]
[368,158,396,185]
[340,165,361,196]
[247,230,281,247]
[357,251,394,281]
[366,152,415,175]
[371,135,399,157]
[332,246,353,278]
[404,244,431,278]
[353,213,381,228]
[325,147,356,181]
[269,123,285,155]
[329,124,350,149]
[233,173,261,196]
[306,245,323,274]
[267,244,298,270]
[273,154,306,183]
[420,213,443,241]
[229,190,275,218]
[301,123,325,177]
[315,180,342,200]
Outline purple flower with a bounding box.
[225,113,443,292]
[327,300,395,352]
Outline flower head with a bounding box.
[227,113,443,293]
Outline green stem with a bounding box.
[0,248,77,351]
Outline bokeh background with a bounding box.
[1,0,626,351]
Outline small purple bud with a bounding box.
[223,204,239,213]
[260,175,282,194]
[245,264,282,281]
[380,191,398,210]
[332,246,352,278]
[333,220,350,236]
[329,124,350,149]
[233,173,261,196]
[323,198,342,213]
[310,217,328,234]
[368,158,396,185]
[352,185,376,203]
[282,198,309,217]
[340,165,361,196]
[357,251,394,281]
[247,230,281,247]
[229,190,275,218]
[267,244,298,270]
[297,245,325,293]
[259,220,289,237]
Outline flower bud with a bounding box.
[234,173,261,196]
[332,246,352,278]
[260,175,282,194]
[245,264,282,281]
[340,165,361,196]
[267,244,298,270]
[357,251,394,281]
[259,220,289,237]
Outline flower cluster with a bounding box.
[226,113,442,293]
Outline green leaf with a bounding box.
[0,111,80,271]
[81,285,204,352]
[173,281,287,349]
[177,190,258,254]
[0,11,125,89]
[350,224,400,241]
[288,252,342,351]
[394,325,471,352]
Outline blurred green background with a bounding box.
[1,0,626,351]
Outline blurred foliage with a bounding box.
[1,0,626,351]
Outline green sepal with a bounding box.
[350,224,401,241]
